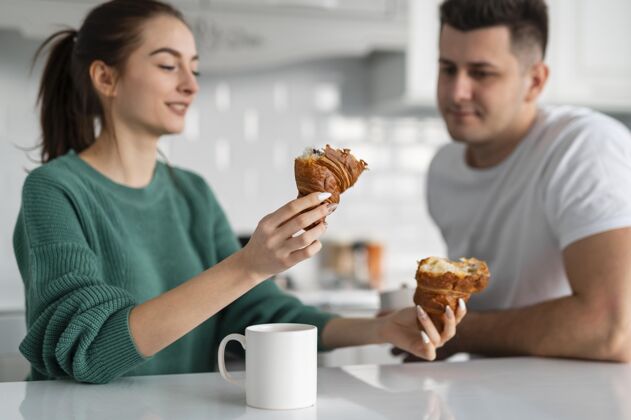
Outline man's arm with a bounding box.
[442,227,631,362]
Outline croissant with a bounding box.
[413,256,489,330]
[294,145,367,220]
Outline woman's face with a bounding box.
[112,15,199,138]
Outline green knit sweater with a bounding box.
[13,150,336,384]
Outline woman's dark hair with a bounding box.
[35,0,187,163]
[439,0,548,60]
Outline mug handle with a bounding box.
[218,333,246,387]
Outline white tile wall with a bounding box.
[160,58,455,290]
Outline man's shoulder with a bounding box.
[539,105,629,144]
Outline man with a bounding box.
[420,0,631,362]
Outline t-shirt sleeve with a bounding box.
[544,117,631,249]
[14,171,146,383]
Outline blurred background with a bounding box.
[1,0,630,379]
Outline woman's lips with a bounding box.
[166,102,188,116]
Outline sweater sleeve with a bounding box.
[14,172,146,383]
[205,188,338,352]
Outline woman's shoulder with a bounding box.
[22,153,81,195]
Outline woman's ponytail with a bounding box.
[35,29,96,163]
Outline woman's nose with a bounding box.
[179,69,199,96]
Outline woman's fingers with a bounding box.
[385,313,436,361]
[282,220,327,254]
[276,202,334,240]
[416,305,442,346]
[287,238,323,266]
[440,306,457,343]
[265,192,331,228]
[455,298,467,323]
[411,330,436,361]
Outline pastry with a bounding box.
[414,256,489,330]
[294,145,367,224]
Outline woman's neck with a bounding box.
[79,128,159,188]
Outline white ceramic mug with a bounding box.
[218,323,317,410]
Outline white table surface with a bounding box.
[1,357,629,420]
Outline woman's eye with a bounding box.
[192,70,200,77]
[158,65,176,71]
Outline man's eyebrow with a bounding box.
[149,47,199,61]
[439,58,498,69]
[468,61,498,69]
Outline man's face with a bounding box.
[437,24,532,145]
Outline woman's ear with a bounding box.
[89,60,118,98]
[524,61,549,103]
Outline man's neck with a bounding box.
[466,106,538,169]
[79,126,160,188]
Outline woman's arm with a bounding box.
[129,192,334,357]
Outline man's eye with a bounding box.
[440,67,456,76]
[158,65,176,71]
[471,70,491,79]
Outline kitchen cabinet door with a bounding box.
[545,0,631,111]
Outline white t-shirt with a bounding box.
[427,105,631,311]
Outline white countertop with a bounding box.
[1,357,629,420]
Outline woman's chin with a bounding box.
[161,125,185,136]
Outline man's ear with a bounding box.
[89,60,119,98]
[524,61,549,103]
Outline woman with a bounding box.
[13,0,466,384]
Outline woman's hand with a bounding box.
[377,301,467,361]
[238,192,335,282]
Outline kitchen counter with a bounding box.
[1,357,629,420]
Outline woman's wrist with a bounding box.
[372,315,390,345]
[226,250,264,287]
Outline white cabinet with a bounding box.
[404,0,441,108]
[402,0,631,112]
[0,0,409,73]
[544,0,631,111]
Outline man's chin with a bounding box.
[447,128,481,144]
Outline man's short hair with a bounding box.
[439,0,549,60]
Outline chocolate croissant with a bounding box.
[295,144,367,209]
[414,256,489,330]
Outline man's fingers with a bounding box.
[266,192,331,228]
[390,346,407,356]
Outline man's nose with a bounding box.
[451,72,473,103]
